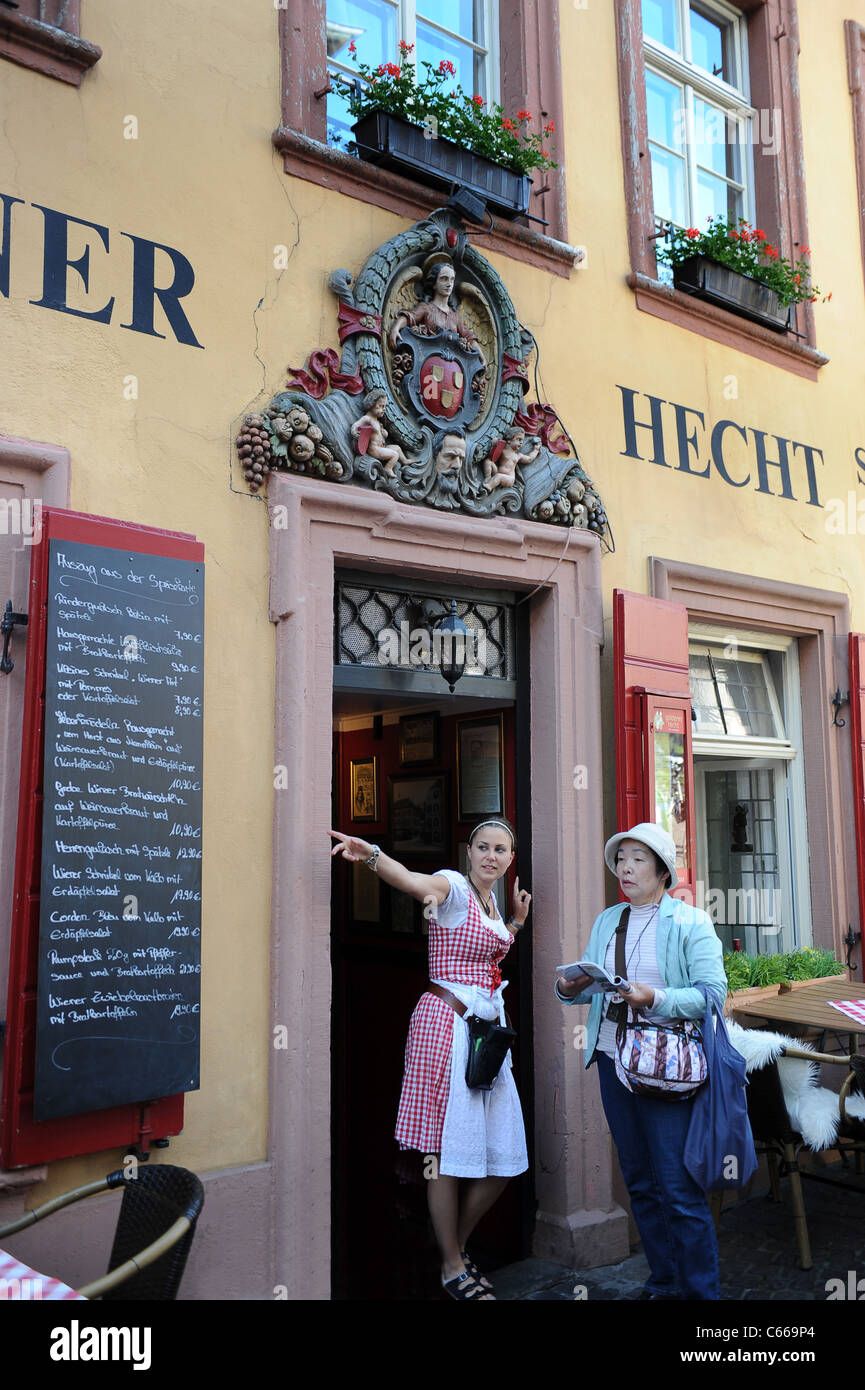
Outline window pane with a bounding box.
[712,657,780,740]
[418,1,486,46]
[703,767,791,953]
[649,145,687,224]
[646,69,684,149]
[643,0,680,51]
[695,169,742,226]
[326,0,398,145]
[690,3,733,84]
[694,98,742,183]
[327,0,397,64]
[417,20,482,98]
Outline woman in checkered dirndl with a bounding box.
[330,818,531,1300]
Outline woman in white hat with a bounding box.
[556,823,727,1300]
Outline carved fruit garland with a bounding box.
[236,407,342,493]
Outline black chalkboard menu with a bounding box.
[34,539,204,1121]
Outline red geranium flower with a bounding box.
[753,228,767,240]
[348,40,356,54]
[800,245,810,254]
[685,227,700,238]
[729,230,739,240]
[438,59,455,76]
[501,117,516,133]
[398,40,414,53]
[472,93,484,105]
[544,120,555,134]
[517,108,532,120]
[793,274,801,283]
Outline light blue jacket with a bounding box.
[558,894,727,1067]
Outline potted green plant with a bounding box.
[724,946,847,1018]
[656,218,830,332]
[335,43,556,220]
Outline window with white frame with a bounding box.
[689,627,812,956]
[326,0,499,147]
[642,0,754,235]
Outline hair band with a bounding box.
[469,819,514,843]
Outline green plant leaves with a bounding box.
[724,946,845,991]
[335,57,557,178]
[655,216,827,306]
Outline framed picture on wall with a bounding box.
[351,859,380,924]
[458,840,507,919]
[457,713,504,821]
[390,890,417,934]
[350,756,378,822]
[388,772,449,858]
[398,711,440,766]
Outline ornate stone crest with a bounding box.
[236,208,608,538]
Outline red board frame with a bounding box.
[849,633,865,981]
[1,508,203,1169]
[613,589,696,903]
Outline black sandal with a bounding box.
[461,1250,494,1291]
[442,1270,493,1300]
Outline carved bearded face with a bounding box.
[434,434,466,493]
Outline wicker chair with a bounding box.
[745,1047,865,1270]
[0,1164,204,1299]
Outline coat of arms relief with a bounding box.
[236,208,609,539]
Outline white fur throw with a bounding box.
[726,1020,865,1151]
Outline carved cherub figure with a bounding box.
[482,426,541,492]
[350,389,416,476]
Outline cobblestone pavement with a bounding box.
[492,1170,865,1301]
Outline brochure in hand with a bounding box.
[556,959,630,998]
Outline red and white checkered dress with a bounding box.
[395,871,514,1154]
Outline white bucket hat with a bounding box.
[603,822,679,890]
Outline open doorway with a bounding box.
[330,687,531,1300]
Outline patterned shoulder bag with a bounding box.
[609,906,707,1101]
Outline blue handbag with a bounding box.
[683,986,758,1191]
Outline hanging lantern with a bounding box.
[435,599,469,693]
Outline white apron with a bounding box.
[433,978,529,1179]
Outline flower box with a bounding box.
[351,111,532,219]
[724,970,850,1020]
[672,254,792,332]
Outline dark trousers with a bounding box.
[596,1051,720,1300]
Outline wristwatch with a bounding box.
[364,845,382,873]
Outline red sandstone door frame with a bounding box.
[267,475,609,1295]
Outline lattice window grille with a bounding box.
[335,582,514,681]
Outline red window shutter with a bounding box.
[849,633,865,980]
[1,508,201,1169]
[612,589,697,902]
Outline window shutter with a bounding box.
[613,589,697,901]
[1,508,199,1169]
[849,633,865,979]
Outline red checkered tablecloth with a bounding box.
[827,999,865,1027]
[0,1246,87,1300]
